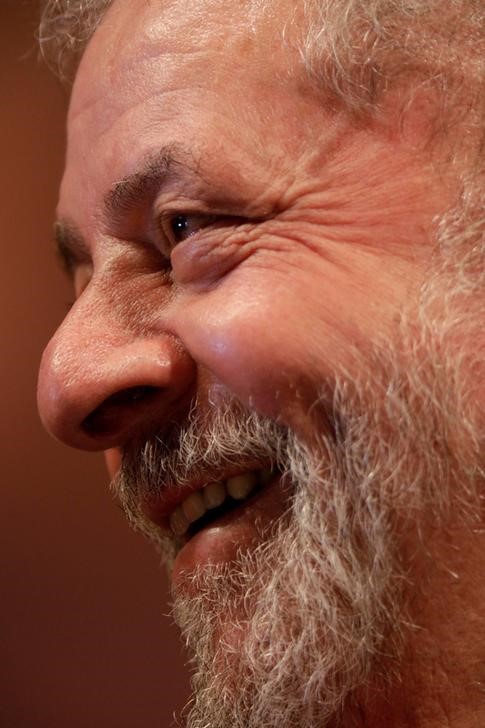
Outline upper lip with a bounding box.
[140,459,271,530]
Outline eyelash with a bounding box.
[159,212,217,253]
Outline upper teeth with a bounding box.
[169,469,272,536]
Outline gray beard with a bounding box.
[171,413,404,728]
[113,186,484,728]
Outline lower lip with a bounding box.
[171,475,290,591]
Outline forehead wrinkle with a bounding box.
[71,2,240,121]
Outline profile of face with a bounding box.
[37,1,485,726]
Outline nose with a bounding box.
[37,302,196,451]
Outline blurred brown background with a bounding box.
[0,2,189,725]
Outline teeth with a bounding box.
[226,472,258,500]
[169,469,274,536]
[203,481,226,509]
[169,507,190,536]
[182,491,206,523]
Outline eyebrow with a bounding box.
[54,146,194,275]
[103,147,185,223]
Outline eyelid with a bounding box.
[158,210,237,257]
[160,211,215,243]
[154,204,273,269]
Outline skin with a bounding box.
[37,0,485,724]
[38,0,445,448]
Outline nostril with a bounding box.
[81,385,159,437]
[105,385,159,406]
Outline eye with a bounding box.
[160,212,216,252]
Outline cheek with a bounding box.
[171,242,420,432]
[174,273,339,425]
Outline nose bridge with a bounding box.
[37,284,196,451]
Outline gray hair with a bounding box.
[39,0,111,80]
[39,1,485,131]
[302,0,485,116]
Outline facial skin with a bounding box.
[37,0,485,726]
[39,0,443,578]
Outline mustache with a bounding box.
[113,398,294,501]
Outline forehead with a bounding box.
[61,0,301,223]
[70,0,281,121]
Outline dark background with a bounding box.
[1,2,189,725]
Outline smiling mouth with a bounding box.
[169,468,276,539]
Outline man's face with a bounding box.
[37,0,482,725]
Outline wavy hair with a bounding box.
[39,0,111,80]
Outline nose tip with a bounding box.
[37,331,196,451]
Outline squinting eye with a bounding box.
[160,212,216,250]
